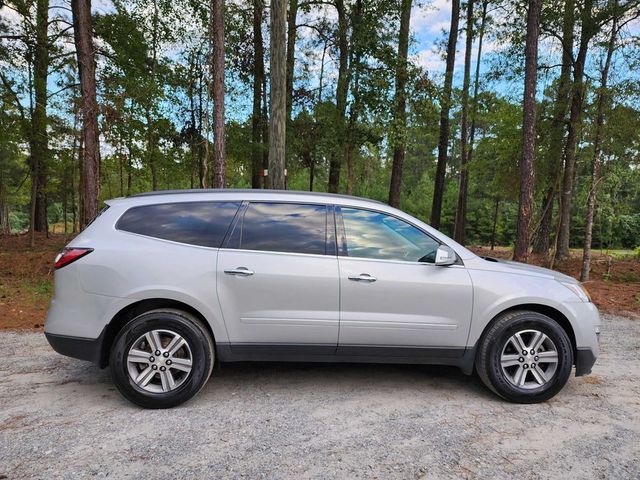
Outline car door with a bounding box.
[216,202,339,355]
[335,206,473,357]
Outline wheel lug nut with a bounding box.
[149,356,155,362]
[523,364,529,369]
[160,366,166,372]
[152,364,158,370]
[518,357,524,363]
[155,350,161,356]
[163,352,169,357]
[532,363,536,368]
[522,350,527,356]
[166,360,172,365]
[530,350,535,355]
[534,356,539,361]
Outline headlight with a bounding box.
[561,281,591,302]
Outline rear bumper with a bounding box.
[575,348,597,376]
[45,331,104,365]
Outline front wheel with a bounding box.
[110,309,215,408]
[476,310,573,403]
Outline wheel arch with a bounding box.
[99,298,216,367]
[478,303,577,363]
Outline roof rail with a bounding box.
[131,188,386,205]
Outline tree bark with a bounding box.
[72,0,101,229]
[532,0,574,254]
[286,0,298,122]
[388,0,412,208]
[513,0,542,263]
[30,0,50,238]
[212,0,226,188]
[430,0,460,229]
[453,0,474,243]
[557,0,594,260]
[269,0,287,189]
[327,0,349,193]
[581,11,617,281]
[252,0,265,188]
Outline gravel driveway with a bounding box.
[1,314,639,479]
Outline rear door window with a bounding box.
[117,202,240,248]
[235,202,328,255]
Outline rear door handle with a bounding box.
[224,267,254,276]
[348,273,377,283]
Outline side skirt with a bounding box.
[216,343,477,375]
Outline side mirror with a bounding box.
[434,245,457,266]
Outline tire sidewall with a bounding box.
[110,311,213,409]
[486,314,573,403]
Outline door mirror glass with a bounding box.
[434,245,457,266]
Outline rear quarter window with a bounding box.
[116,202,240,248]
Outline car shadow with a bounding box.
[202,361,496,401]
[57,358,497,408]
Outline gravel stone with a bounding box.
[0,314,638,479]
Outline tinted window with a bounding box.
[117,202,240,247]
[341,207,439,262]
[239,203,327,255]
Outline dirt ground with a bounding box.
[0,313,638,479]
[1,234,638,331]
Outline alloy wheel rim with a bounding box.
[500,329,558,390]
[126,329,193,393]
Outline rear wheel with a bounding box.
[110,309,214,408]
[476,310,573,403]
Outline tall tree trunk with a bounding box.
[197,61,206,187]
[453,0,474,243]
[532,0,574,254]
[30,0,50,239]
[513,0,542,262]
[490,197,500,250]
[0,167,9,235]
[212,0,226,188]
[557,0,593,260]
[327,0,349,193]
[72,0,101,229]
[388,0,412,208]
[581,12,617,281]
[286,0,298,122]
[467,0,487,170]
[262,70,269,187]
[269,0,287,189]
[146,0,159,191]
[252,0,265,188]
[430,0,460,229]
[345,0,363,196]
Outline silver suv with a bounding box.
[45,190,601,408]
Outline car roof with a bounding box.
[107,189,387,207]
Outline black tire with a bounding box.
[476,310,573,403]
[110,308,215,409]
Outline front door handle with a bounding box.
[348,273,377,283]
[224,267,255,276]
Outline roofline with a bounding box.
[130,189,386,205]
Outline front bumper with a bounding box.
[575,348,597,376]
[45,331,104,364]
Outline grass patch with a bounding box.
[20,278,53,299]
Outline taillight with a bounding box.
[54,248,94,269]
